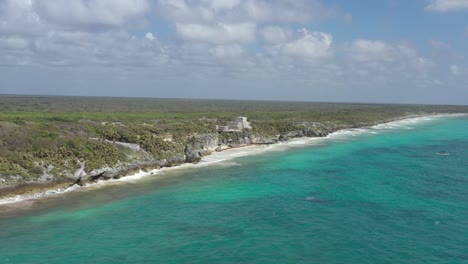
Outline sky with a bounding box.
[0,0,467,104]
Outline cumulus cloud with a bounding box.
[0,0,43,36]
[349,40,420,63]
[31,30,166,67]
[176,22,256,44]
[345,39,436,85]
[205,0,242,11]
[34,0,151,29]
[157,0,337,24]
[0,0,163,68]
[243,0,334,23]
[350,40,395,62]
[145,32,155,41]
[449,64,467,76]
[450,64,461,75]
[261,26,292,44]
[279,29,333,58]
[209,44,243,58]
[160,0,338,48]
[0,36,31,50]
[425,0,468,12]
[156,0,216,23]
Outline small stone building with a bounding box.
[216,117,252,132]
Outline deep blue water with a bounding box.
[1,115,468,263]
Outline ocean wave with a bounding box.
[0,185,81,206]
[327,129,368,139]
[372,114,466,131]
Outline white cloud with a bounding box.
[157,0,337,24]
[450,64,461,74]
[350,40,394,62]
[243,0,335,23]
[0,36,31,50]
[204,0,242,11]
[34,0,151,28]
[0,0,43,36]
[1,29,166,68]
[349,40,422,63]
[261,26,292,44]
[345,39,436,86]
[209,44,243,58]
[449,64,467,76]
[156,0,215,23]
[145,32,155,41]
[176,22,256,44]
[280,29,333,58]
[0,0,163,68]
[425,0,468,12]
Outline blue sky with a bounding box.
[330,0,466,49]
[0,0,467,104]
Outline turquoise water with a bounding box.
[1,115,468,263]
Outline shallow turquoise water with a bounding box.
[1,115,468,263]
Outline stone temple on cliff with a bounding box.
[216,117,252,132]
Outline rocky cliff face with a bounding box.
[187,122,339,152]
[249,134,276,144]
[184,145,201,163]
[192,134,219,151]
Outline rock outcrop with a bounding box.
[249,134,275,144]
[184,145,201,163]
[192,134,219,151]
[165,154,185,167]
[88,171,107,182]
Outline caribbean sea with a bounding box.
[1,115,467,263]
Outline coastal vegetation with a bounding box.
[1,95,467,189]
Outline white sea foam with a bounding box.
[371,114,465,131]
[327,129,368,139]
[0,184,81,206]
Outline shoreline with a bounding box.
[0,113,464,207]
